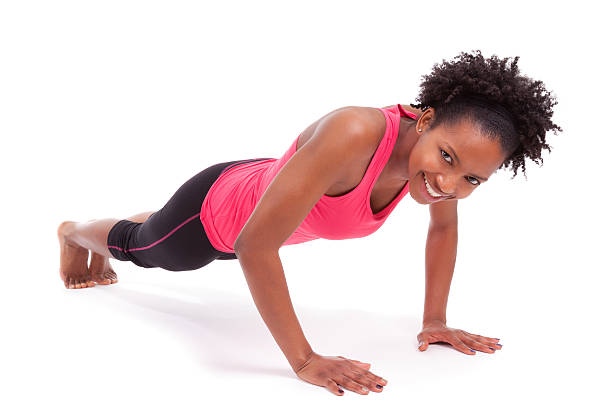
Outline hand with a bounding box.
[417,320,503,355]
[295,351,388,396]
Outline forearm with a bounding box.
[423,225,458,325]
[235,247,313,373]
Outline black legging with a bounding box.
[107,158,272,271]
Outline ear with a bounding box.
[417,107,436,134]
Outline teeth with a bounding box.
[424,175,443,198]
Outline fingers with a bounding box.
[418,329,503,355]
[325,378,344,396]
[338,375,371,395]
[417,332,430,351]
[344,368,384,393]
[461,331,503,349]
[338,357,387,388]
[298,354,387,396]
[457,331,503,353]
[458,332,495,353]
[440,334,476,355]
[347,358,371,369]
[463,331,500,343]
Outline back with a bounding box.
[201,107,377,253]
[200,104,412,253]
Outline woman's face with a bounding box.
[407,113,507,205]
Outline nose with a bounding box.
[436,173,456,196]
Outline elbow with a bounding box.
[233,237,259,255]
[233,237,248,255]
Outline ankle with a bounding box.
[58,221,79,246]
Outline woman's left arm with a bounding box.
[417,200,503,355]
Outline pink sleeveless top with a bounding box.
[200,104,418,253]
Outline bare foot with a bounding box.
[57,221,96,289]
[89,251,118,285]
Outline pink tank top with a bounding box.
[200,104,418,253]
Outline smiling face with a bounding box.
[406,109,507,204]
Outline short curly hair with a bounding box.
[411,50,562,179]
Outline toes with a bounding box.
[97,274,111,284]
[92,272,114,285]
[90,263,117,285]
[70,277,95,289]
[89,266,118,285]
[105,271,117,284]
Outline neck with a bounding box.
[387,117,419,182]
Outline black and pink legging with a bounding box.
[106,158,273,271]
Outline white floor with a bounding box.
[3,210,608,407]
[2,1,610,406]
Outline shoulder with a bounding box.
[324,105,386,137]
[299,106,388,182]
[326,105,387,151]
[296,105,385,159]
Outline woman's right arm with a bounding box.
[234,249,313,372]
[234,107,370,370]
[233,107,387,394]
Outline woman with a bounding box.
[56,50,561,396]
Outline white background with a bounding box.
[1,0,610,406]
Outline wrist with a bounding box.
[291,348,315,374]
[423,317,446,327]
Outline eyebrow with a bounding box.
[445,144,489,181]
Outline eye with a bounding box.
[440,149,452,163]
[441,148,480,186]
[467,176,480,186]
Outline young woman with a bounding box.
[56,50,561,396]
